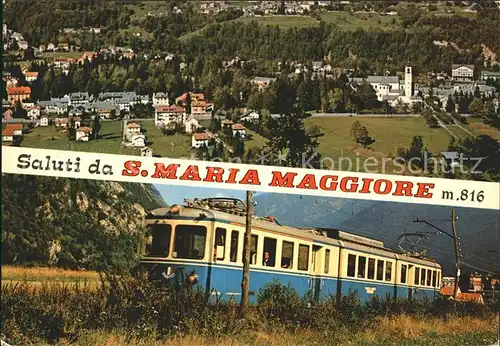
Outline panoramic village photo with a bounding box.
[1,0,500,345]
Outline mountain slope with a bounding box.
[1,174,166,272]
[255,193,500,275]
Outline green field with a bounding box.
[42,51,84,59]
[303,117,470,172]
[20,121,192,158]
[320,11,401,31]
[235,15,320,29]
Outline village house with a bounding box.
[71,116,82,128]
[40,115,49,127]
[130,134,146,147]
[38,96,70,114]
[76,126,92,141]
[184,116,200,134]
[7,86,31,105]
[23,71,39,82]
[175,92,205,106]
[2,124,23,142]
[221,119,234,129]
[3,109,13,121]
[53,57,75,74]
[126,122,142,136]
[18,40,28,50]
[440,286,484,304]
[191,132,212,148]
[141,147,153,157]
[155,105,186,126]
[55,118,68,129]
[251,76,276,90]
[27,105,41,119]
[152,92,170,107]
[232,123,246,139]
[480,70,500,81]
[451,64,475,82]
[79,51,97,63]
[69,92,92,107]
[22,99,35,109]
[240,110,260,122]
[191,98,213,118]
[58,43,70,51]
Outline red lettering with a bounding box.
[392,181,414,197]
[180,165,201,181]
[358,178,374,193]
[225,168,239,184]
[414,183,434,198]
[151,163,179,179]
[204,166,224,183]
[340,177,359,192]
[239,169,261,185]
[373,179,392,194]
[319,175,338,190]
[296,174,318,190]
[122,160,141,176]
[269,171,297,188]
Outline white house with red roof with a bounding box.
[191,132,212,148]
[126,122,142,136]
[76,126,92,141]
[155,105,186,127]
[40,115,49,127]
[2,124,23,142]
[27,105,41,119]
[232,123,246,139]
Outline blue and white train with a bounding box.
[139,198,442,303]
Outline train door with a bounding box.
[310,245,323,302]
[407,264,414,300]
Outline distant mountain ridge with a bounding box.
[254,193,499,275]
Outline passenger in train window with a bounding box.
[263,252,271,266]
[281,259,290,269]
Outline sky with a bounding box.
[154,184,264,205]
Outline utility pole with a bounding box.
[240,190,253,315]
[451,210,460,305]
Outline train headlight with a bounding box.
[170,205,180,214]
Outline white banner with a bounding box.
[2,146,499,210]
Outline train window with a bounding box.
[376,259,384,281]
[324,249,330,274]
[427,269,432,286]
[250,235,258,265]
[173,225,206,260]
[215,228,226,260]
[298,244,309,271]
[281,241,294,269]
[432,270,437,287]
[263,237,277,267]
[230,230,238,262]
[414,267,420,286]
[347,254,356,277]
[357,256,367,278]
[420,268,426,286]
[401,264,407,284]
[437,271,441,288]
[385,262,392,281]
[146,224,172,257]
[367,258,375,280]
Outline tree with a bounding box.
[468,98,484,116]
[445,97,455,114]
[91,115,101,140]
[185,92,192,115]
[349,121,363,142]
[483,101,500,130]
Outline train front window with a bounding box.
[347,254,356,277]
[215,227,226,260]
[173,225,206,260]
[145,224,172,257]
[367,258,375,280]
